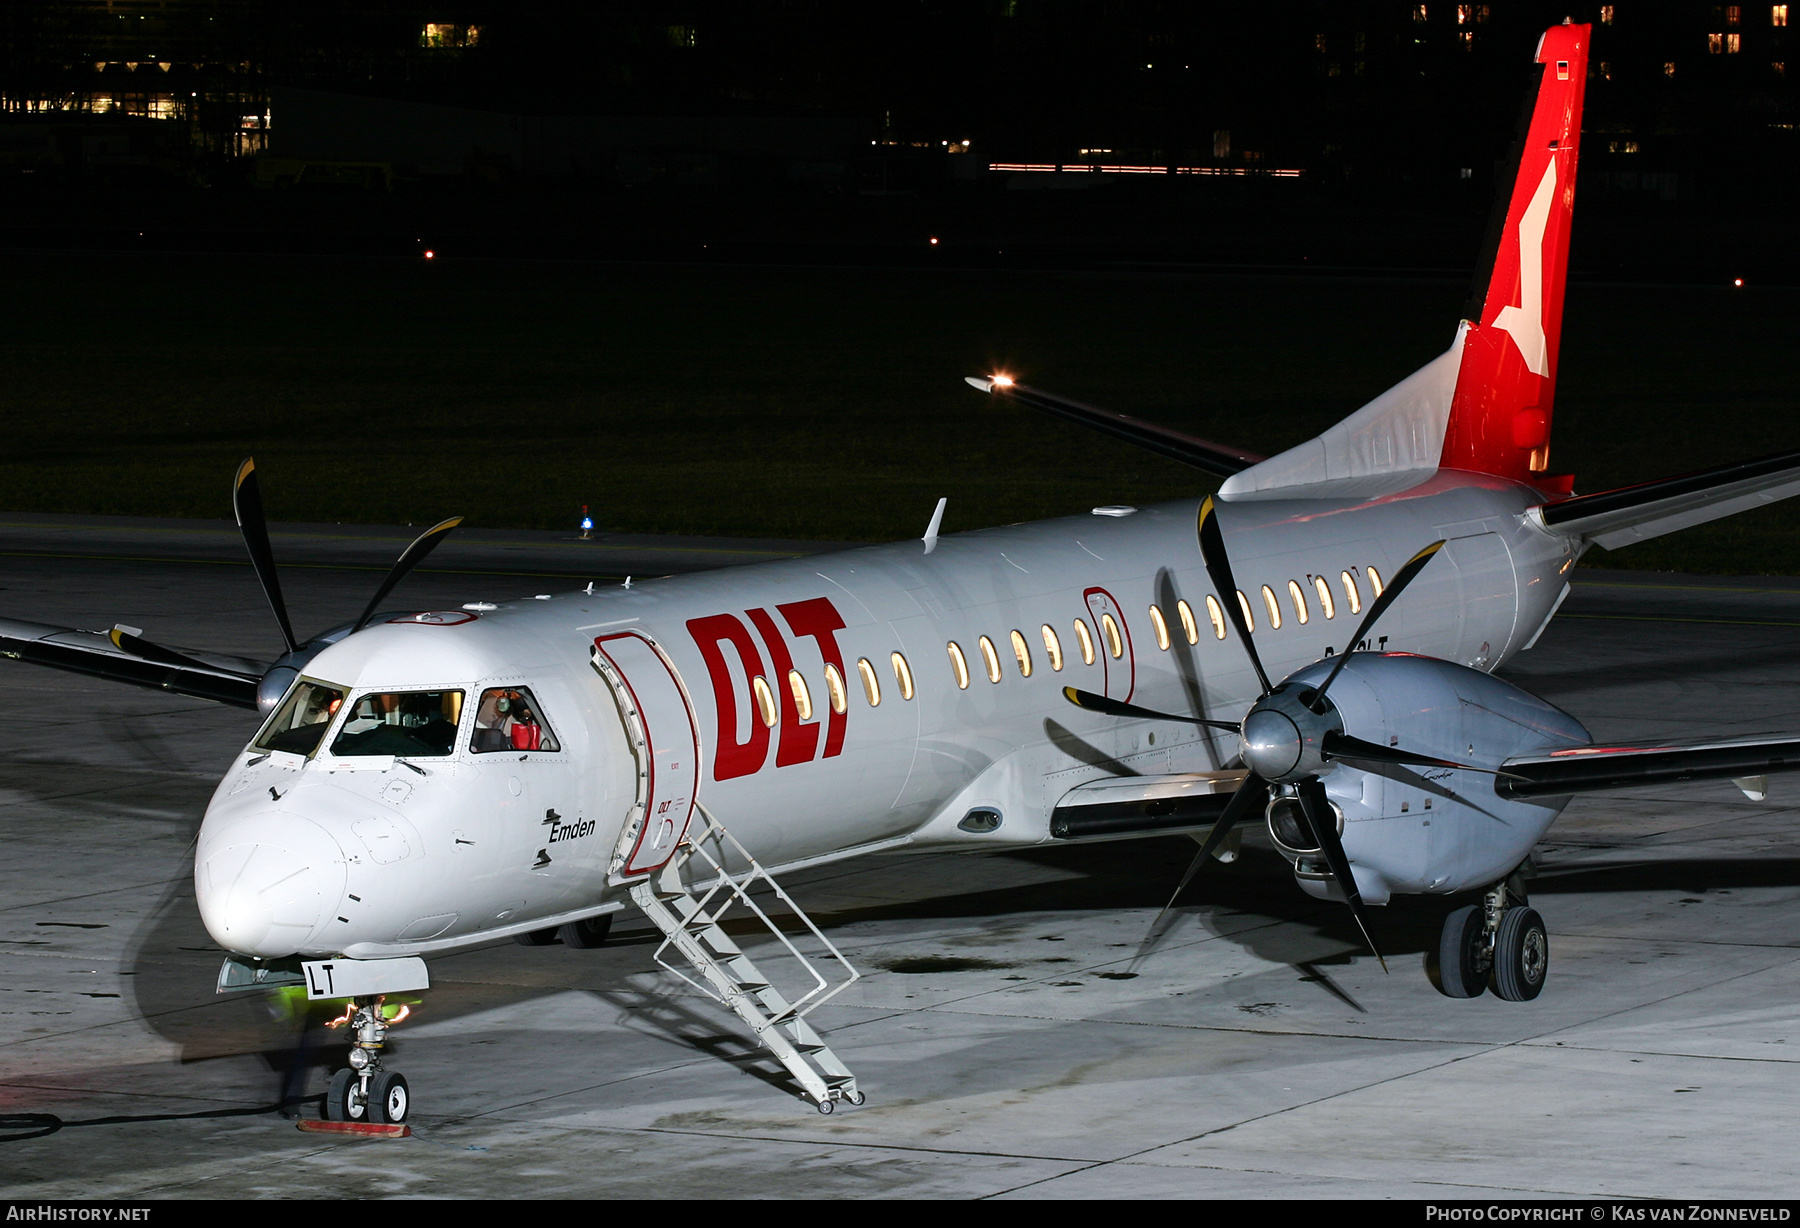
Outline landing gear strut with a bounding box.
[1436,867,1547,1001]
[323,997,409,1124]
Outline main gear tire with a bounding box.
[1435,904,1489,999]
[514,927,559,946]
[1491,906,1549,1002]
[558,914,613,949]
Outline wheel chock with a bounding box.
[296,1119,411,1139]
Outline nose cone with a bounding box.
[195,818,346,958]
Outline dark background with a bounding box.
[0,2,1795,569]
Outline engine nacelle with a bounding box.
[1264,652,1590,903]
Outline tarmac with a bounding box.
[2,514,1799,1199]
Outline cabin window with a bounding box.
[1288,580,1309,625]
[1073,617,1096,665]
[1176,599,1199,645]
[1041,624,1064,671]
[333,689,467,758]
[823,663,848,715]
[254,679,347,757]
[1236,591,1255,632]
[751,676,778,728]
[857,657,881,707]
[1313,575,1336,619]
[978,635,1002,683]
[1148,604,1171,650]
[891,651,914,700]
[1100,612,1124,659]
[788,669,814,721]
[1368,566,1385,597]
[469,687,555,754]
[1260,585,1282,630]
[1010,629,1033,677]
[1205,595,1228,639]
[948,641,971,689]
[1341,570,1362,615]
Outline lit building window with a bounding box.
[1148,605,1171,650]
[1341,571,1362,615]
[1288,580,1309,625]
[1727,32,1743,50]
[1599,61,1614,80]
[751,676,778,728]
[1709,32,1725,52]
[891,652,914,700]
[1665,60,1678,75]
[1459,29,1474,46]
[1261,586,1282,630]
[1776,5,1790,27]
[420,23,480,48]
[947,642,970,690]
[1176,599,1199,645]
[1475,4,1489,20]
[667,25,697,47]
[823,663,847,716]
[1041,624,1064,671]
[1729,5,1743,24]
[1600,4,1615,23]
[1074,618,1097,665]
[1457,3,1472,22]
[1316,33,1327,52]
[1205,595,1228,640]
[1313,576,1336,620]
[1412,4,1429,22]
[787,670,813,721]
[978,636,1002,684]
[857,658,881,707]
[1100,613,1124,659]
[1010,630,1033,677]
[1777,60,1788,74]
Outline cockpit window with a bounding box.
[330,690,464,758]
[471,686,560,753]
[254,680,347,757]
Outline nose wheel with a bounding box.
[321,997,410,1124]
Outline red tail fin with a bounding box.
[1441,22,1590,485]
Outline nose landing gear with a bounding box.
[323,997,409,1124]
[1435,868,1547,1001]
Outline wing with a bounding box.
[1499,735,1800,799]
[1050,770,1248,839]
[966,378,1264,478]
[0,616,263,709]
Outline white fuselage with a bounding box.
[194,472,1580,962]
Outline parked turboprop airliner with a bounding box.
[8,21,1800,1124]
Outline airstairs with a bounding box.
[626,804,863,1112]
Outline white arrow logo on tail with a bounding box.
[1492,159,1556,378]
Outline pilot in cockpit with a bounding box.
[472,687,552,752]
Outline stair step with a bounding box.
[732,981,771,993]
[824,1075,856,1088]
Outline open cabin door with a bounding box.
[591,631,701,879]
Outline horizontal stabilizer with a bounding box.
[0,616,262,709]
[1535,448,1800,550]
[1050,770,1246,839]
[1499,734,1800,799]
[967,377,1262,478]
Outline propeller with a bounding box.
[1078,495,1459,968]
[229,458,464,694]
[108,624,254,680]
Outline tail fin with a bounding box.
[1441,21,1590,484]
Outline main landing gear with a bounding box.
[1436,868,1548,1002]
[323,997,409,1124]
[513,913,614,949]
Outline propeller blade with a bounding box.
[1309,539,1447,710]
[1152,773,1270,928]
[108,625,256,680]
[1062,686,1239,732]
[233,458,300,656]
[349,517,464,635]
[1322,731,1485,774]
[1197,496,1273,695]
[1296,778,1387,972]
